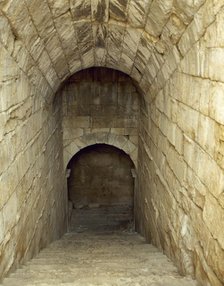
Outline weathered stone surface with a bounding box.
[70,0,91,21]
[0,1,224,285]
[92,0,109,22]
[1,232,198,286]
[109,0,128,22]
[61,67,139,168]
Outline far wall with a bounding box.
[60,67,140,169]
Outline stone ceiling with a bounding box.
[0,0,206,96]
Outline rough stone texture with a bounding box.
[67,144,134,231]
[0,1,224,285]
[1,231,198,286]
[0,46,67,278]
[61,68,139,168]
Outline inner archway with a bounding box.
[67,144,135,232]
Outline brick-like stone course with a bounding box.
[0,1,224,285]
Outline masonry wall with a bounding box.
[61,68,139,167]
[0,46,67,279]
[136,3,224,285]
[0,1,224,285]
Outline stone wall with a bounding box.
[0,1,224,285]
[0,48,67,278]
[61,68,139,168]
[136,2,224,285]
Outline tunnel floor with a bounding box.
[1,231,198,286]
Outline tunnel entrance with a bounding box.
[67,144,135,232]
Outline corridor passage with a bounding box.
[1,231,197,286]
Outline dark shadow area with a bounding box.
[67,144,135,232]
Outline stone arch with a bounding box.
[64,132,138,171]
[0,0,203,98]
[66,143,136,232]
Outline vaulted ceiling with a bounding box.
[0,0,205,96]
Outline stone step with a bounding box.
[2,276,198,286]
[0,231,198,286]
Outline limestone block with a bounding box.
[161,14,186,46]
[0,82,18,113]
[93,23,107,49]
[194,145,224,198]
[145,57,157,84]
[176,102,199,140]
[161,62,172,82]
[2,0,39,53]
[130,66,142,84]
[215,130,224,171]
[38,50,58,87]
[180,42,207,77]
[129,135,138,145]
[209,82,224,125]
[166,145,187,183]
[186,168,206,209]
[191,1,215,42]
[145,0,173,37]
[109,0,128,21]
[178,1,214,58]
[94,47,106,66]
[125,127,138,136]
[0,45,20,85]
[0,12,15,54]
[204,6,224,47]
[27,66,49,94]
[155,90,164,113]
[68,56,82,75]
[197,114,216,156]
[70,0,91,21]
[63,128,84,140]
[128,0,152,28]
[44,33,69,80]
[82,49,95,69]
[0,212,4,244]
[65,116,90,129]
[173,0,205,25]
[27,36,45,63]
[165,46,181,75]
[119,53,134,75]
[203,193,224,249]
[178,27,191,57]
[11,40,34,74]
[93,132,109,144]
[26,0,54,38]
[207,48,224,83]
[203,240,224,286]
[172,73,199,109]
[183,134,197,170]
[122,27,142,61]
[134,35,154,77]
[157,131,168,156]
[75,22,93,44]
[158,112,170,138]
[106,24,124,61]
[124,139,136,154]
[47,0,69,17]
[91,0,109,22]
[54,12,78,52]
[2,192,18,232]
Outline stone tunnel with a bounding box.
[0,0,224,285]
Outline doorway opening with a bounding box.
[66,144,135,232]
